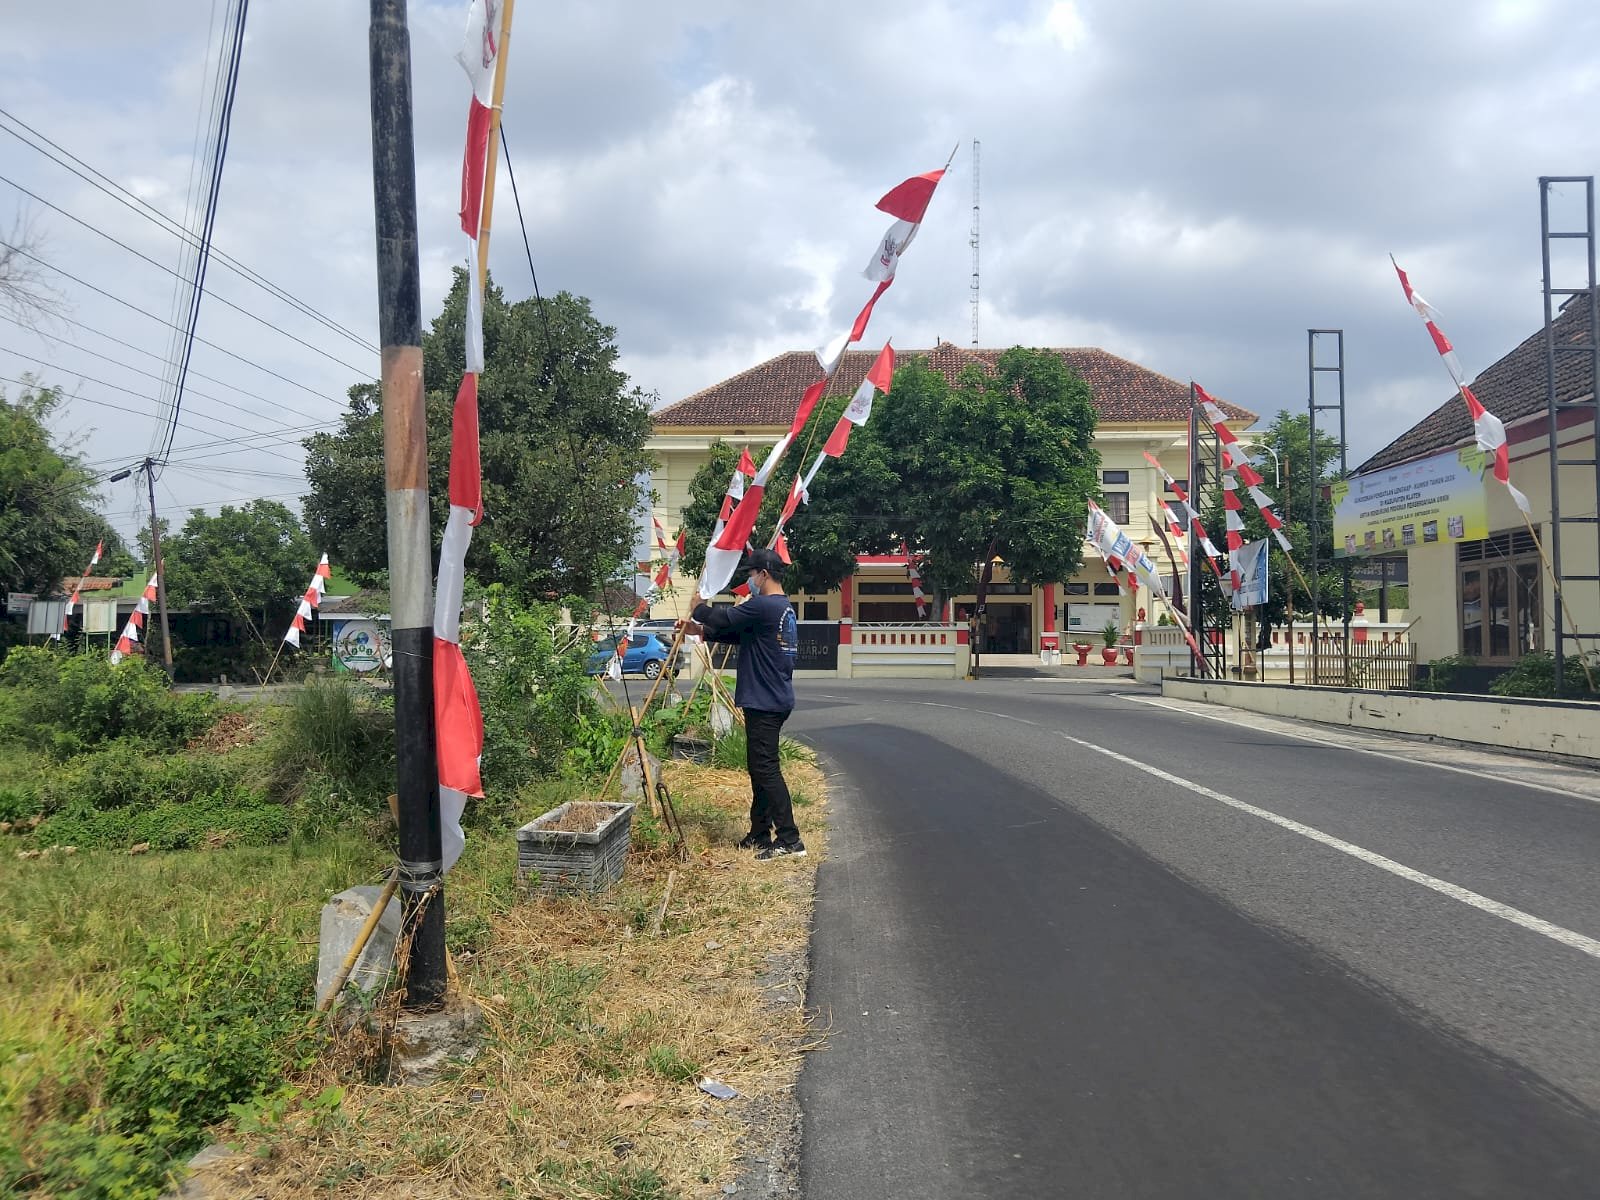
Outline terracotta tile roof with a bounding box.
[55,575,124,594]
[653,344,1256,429]
[1357,291,1596,475]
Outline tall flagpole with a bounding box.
[370,0,446,1008]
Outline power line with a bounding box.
[0,240,353,407]
[0,107,378,355]
[0,360,313,468]
[0,309,318,422]
[0,317,328,428]
[0,172,377,383]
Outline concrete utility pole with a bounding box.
[141,458,174,674]
[369,0,447,1008]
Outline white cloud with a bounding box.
[3,0,1600,544]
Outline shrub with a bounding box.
[3,925,310,1197]
[1417,653,1477,694]
[0,646,214,755]
[467,588,604,789]
[1489,651,1597,699]
[268,677,395,815]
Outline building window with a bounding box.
[802,601,829,620]
[1064,582,1089,596]
[858,581,914,596]
[1165,477,1188,495]
[1102,469,1129,484]
[1457,529,1541,663]
[1094,582,1121,597]
[1103,492,1130,524]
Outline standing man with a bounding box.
[681,548,804,859]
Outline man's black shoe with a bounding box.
[737,833,773,851]
[756,841,806,860]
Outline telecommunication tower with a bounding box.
[970,139,981,347]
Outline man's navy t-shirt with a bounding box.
[693,594,797,712]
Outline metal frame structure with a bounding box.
[1187,384,1226,679]
[1538,176,1600,696]
[1307,329,1352,685]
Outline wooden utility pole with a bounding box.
[140,458,174,674]
[370,0,446,1008]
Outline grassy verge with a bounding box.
[3,743,825,1199]
[188,755,826,1200]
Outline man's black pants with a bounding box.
[744,707,799,847]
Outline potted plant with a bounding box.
[1100,620,1120,666]
[1073,640,1093,666]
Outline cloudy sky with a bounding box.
[3,0,1599,547]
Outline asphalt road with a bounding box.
[788,677,1600,1199]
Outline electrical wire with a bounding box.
[0,241,353,407]
[0,319,328,428]
[0,106,377,355]
[0,173,376,381]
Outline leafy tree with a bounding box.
[303,271,654,603]
[162,500,314,628]
[0,380,106,595]
[876,350,1100,601]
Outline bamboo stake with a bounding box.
[649,869,677,936]
[312,870,400,1020]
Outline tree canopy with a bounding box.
[678,347,1101,600]
[303,271,654,603]
[1,380,115,596]
[163,500,315,627]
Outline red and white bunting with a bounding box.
[736,447,757,477]
[109,573,158,665]
[1392,260,1531,514]
[282,553,333,649]
[1142,451,1224,578]
[698,165,945,596]
[901,542,928,619]
[699,434,793,598]
[56,539,103,640]
[432,0,509,875]
[1193,383,1293,552]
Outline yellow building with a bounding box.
[1356,293,1599,677]
[647,341,1255,657]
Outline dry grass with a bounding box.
[540,802,629,835]
[190,756,827,1200]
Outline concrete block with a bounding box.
[316,884,401,1006]
[621,747,661,801]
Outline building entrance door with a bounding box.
[982,601,1033,654]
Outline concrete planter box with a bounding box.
[671,733,712,764]
[516,802,635,896]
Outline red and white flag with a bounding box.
[110,573,158,665]
[282,553,333,648]
[1392,259,1531,514]
[1194,384,1292,551]
[57,539,103,640]
[456,0,500,240]
[698,434,792,599]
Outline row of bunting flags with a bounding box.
[695,165,947,600]
[56,541,103,640]
[283,554,332,647]
[108,574,160,665]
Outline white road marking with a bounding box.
[1057,728,1600,962]
[911,696,1600,962]
[1116,692,1600,806]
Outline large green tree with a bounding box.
[302,272,654,603]
[162,500,315,629]
[678,348,1101,620]
[0,380,109,596]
